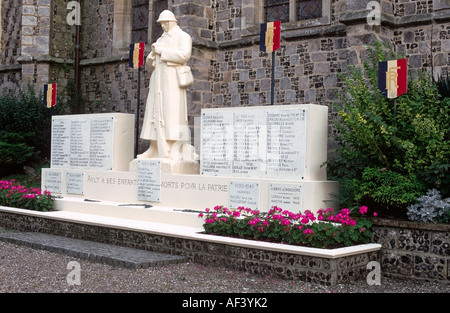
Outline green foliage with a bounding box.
[0,180,54,212]
[0,133,36,165]
[328,41,450,214]
[0,85,70,176]
[355,167,425,213]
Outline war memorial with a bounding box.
[0,1,449,289]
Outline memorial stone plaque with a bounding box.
[50,119,70,168]
[137,160,161,202]
[51,116,115,170]
[89,117,114,170]
[269,183,302,212]
[201,106,307,179]
[232,110,266,176]
[266,109,306,178]
[69,119,90,169]
[44,170,62,193]
[229,181,260,210]
[200,111,234,175]
[66,172,85,195]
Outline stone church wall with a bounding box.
[0,0,449,153]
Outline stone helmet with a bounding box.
[157,10,177,23]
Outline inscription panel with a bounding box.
[66,172,85,195]
[201,107,307,179]
[229,181,260,210]
[137,160,161,202]
[51,116,115,170]
[269,183,302,212]
[43,170,62,193]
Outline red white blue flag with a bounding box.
[260,21,281,53]
[43,83,57,108]
[129,42,145,69]
[378,59,408,99]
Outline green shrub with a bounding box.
[0,86,47,175]
[328,41,450,215]
[355,167,425,214]
[0,84,70,177]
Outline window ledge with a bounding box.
[339,9,450,27]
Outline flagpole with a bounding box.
[271,51,275,106]
[135,66,141,158]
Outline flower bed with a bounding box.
[0,180,54,212]
[198,205,378,249]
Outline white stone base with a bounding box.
[51,197,205,228]
[42,168,339,218]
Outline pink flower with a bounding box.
[360,228,366,232]
[373,212,378,217]
[359,206,368,215]
[198,212,204,218]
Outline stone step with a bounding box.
[0,231,186,269]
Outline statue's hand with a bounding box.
[152,43,162,55]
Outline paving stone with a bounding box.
[0,232,185,269]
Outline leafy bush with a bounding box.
[198,205,376,249]
[0,85,70,177]
[355,167,425,214]
[0,86,49,176]
[407,189,450,223]
[328,41,450,214]
[0,180,54,212]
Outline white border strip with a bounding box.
[0,206,381,259]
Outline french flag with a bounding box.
[260,21,281,53]
[43,83,57,108]
[378,59,408,99]
[129,42,145,69]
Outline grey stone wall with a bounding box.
[0,0,449,153]
[372,218,450,283]
[0,0,23,91]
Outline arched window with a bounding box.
[132,0,149,44]
[264,0,323,23]
[131,0,168,44]
[150,0,168,43]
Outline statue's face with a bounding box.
[160,21,169,33]
[160,21,176,33]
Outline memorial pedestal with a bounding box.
[42,105,339,228]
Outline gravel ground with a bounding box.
[0,228,448,294]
